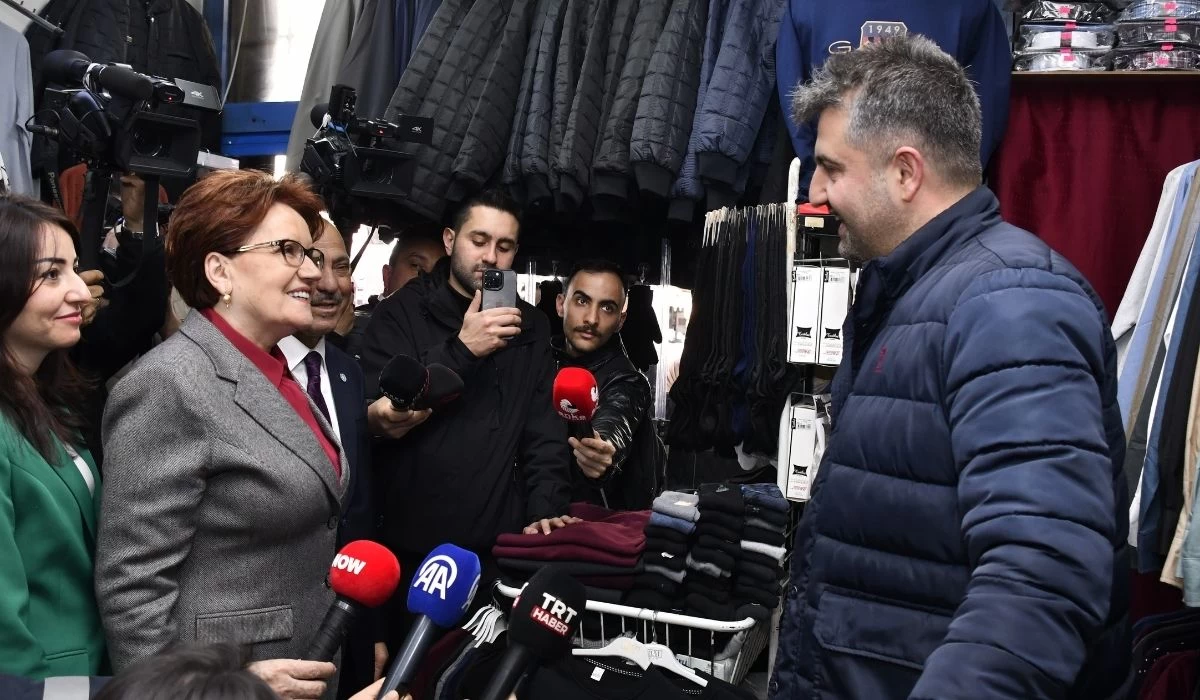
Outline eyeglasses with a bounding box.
[224,239,324,269]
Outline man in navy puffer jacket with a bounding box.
[771,35,1131,700]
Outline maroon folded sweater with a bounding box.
[493,503,652,559]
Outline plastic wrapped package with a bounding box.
[1020,1,1116,22]
[1014,48,1112,70]
[1119,0,1200,20]
[1117,19,1200,44]
[1018,23,1117,50]
[1112,43,1200,67]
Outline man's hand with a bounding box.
[120,173,146,232]
[368,398,432,439]
[374,642,388,680]
[247,658,335,700]
[347,677,405,700]
[569,431,617,480]
[523,515,583,535]
[79,269,107,326]
[458,290,521,358]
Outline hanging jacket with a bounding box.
[554,338,664,512]
[27,0,222,150]
[590,0,671,203]
[502,0,559,202]
[693,0,787,192]
[629,0,709,199]
[447,0,547,203]
[774,0,1011,202]
[513,0,571,207]
[336,0,398,122]
[772,188,1131,700]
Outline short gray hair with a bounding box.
[792,34,983,187]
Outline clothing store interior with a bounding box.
[3,0,1200,698]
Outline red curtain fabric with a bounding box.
[989,75,1200,317]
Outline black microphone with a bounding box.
[376,545,481,698]
[310,102,329,129]
[379,354,429,411]
[411,364,463,411]
[43,49,154,101]
[479,566,586,700]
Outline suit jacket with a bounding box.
[0,415,106,678]
[95,312,350,677]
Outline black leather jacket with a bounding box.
[555,337,664,510]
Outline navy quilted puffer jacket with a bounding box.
[772,188,1131,700]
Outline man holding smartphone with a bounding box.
[359,188,573,652]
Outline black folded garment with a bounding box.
[634,572,681,597]
[744,503,788,527]
[697,508,744,534]
[497,558,640,577]
[741,549,786,573]
[646,535,688,557]
[734,603,771,621]
[698,483,745,515]
[686,593,738,621]
[697,534,741,558]
[644,524,692,545]
[687,570,733,597]
[643,550,686,572]
[733,582,781,608]
[691,546,735,572]
[743,525,786,547]
[625,589,681,612]
[695,521,741,543]
[737,559,783,584]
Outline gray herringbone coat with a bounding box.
[95,312,349,679]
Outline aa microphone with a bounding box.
[376,544,482,699]
[553,367,599,434]
[479,566,586,700]
[411,364,463,411]
[306,540,402,661]
[379,354,429,411]
[43,49,155,102]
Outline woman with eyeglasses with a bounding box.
[95,170,348,700]
[0,195,107,678]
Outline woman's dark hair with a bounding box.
[93,643,277,700]
[0,193,91,460]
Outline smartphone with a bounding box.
[481,269,518,310]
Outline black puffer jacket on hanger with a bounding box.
[446,0,547,204]
[590,0,671,202]
[629,0,710,199]
[385,0,473,119]
[510,0,570,207]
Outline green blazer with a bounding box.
[0,413,106,678]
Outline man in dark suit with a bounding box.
[278,219,389,699]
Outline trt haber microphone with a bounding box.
[553,367,599,433]
[306,540,402,661]
[379,354,429,411]
[376,544,482,699]
[479,566,586,700]
[411,363,463,411]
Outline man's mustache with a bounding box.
[309,291,344,306]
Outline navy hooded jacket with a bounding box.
[771,188,1131,700]
[775,0,1012,201]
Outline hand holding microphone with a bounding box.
[478,566,586,700]
[553,368,615,479]
[307,540,402,661]
[370,355,463,438]
[376,544,482,699]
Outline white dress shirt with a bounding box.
[278,335,343,442]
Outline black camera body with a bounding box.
[301,84,432,232]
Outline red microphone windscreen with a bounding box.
[328,540,402,608]
[553,367,598,423]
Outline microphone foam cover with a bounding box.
[553,367,599,423]
[407,544,482,628]
[507,565,586,660]
[416,364,463,410]
[380,354,428,410]
[310,102,329,129]
[328,540,402,608]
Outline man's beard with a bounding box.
[834,179,903,266]
[450,255,483,294]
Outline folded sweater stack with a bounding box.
[623,491,698,611]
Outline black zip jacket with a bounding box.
[359,258,571,556]
[555,337,664,511]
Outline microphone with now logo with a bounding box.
[553,367,599,435]
[375,543,482,699]
[306,540,402,661]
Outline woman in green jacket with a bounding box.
[0,193,106,677]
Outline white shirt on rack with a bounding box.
[278,335,342,442]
